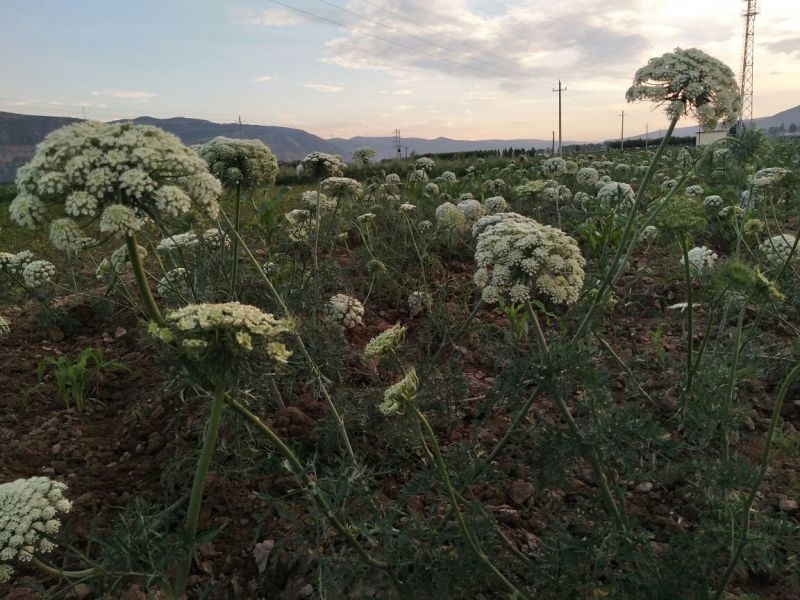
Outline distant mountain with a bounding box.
[330,136,588,161]
[0,112,343,183]
[626,104,800,141]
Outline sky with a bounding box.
[1,0,799,142]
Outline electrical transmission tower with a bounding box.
[393,129,402,159]
[739,0,758,124]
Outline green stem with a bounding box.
[173,375,227,598]
[722,303,747,462]
[413,408,530,600]
[223,395,398,584]
[31,556,96,579]
[126,233,164,326]
[713,363,800,600]
[680,238,695,398]
[525,301,626,531]
[229,184,242,299]
[484,385,541,466]
[573,116,679,340]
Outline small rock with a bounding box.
[72,583,92,599]
[779,498,799,513]
[297,584,314,599]
[508,479,535,506]
[634,482,653,493]
[51,443,62,454]
[114,327,127,338]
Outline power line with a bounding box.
[313,0,521,76]
[265,0,523,80]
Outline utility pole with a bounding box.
[552,80,567,155]
[619,110,625,150]
[739,0,758,124]
[645,123,649,150]
[551,131,555,156]
[238,115,243,138]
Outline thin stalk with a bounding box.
[126,233,164,326]
[414,408,530,600]
[596,335,654,405]
[223,395,398,584]
[573,116,679,340]
[713,363,800,600]
[525,300,626,531]
[722,304,747,462]
[31,556,96,579]
[229,184,242,298]
[484,385,541,465]
[173,375,227,598]
[312,179,322,271]
[680,237,695,397]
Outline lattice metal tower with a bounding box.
[739,0,758,123]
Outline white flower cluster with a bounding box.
[704,195,723,209]
[296,152,345,180]
[483,178,507,196]
[625,47,741,129]
[159,302,293,362]
[379,368,418,417]
[408,169,428,183]
[638,225,659,242]
[661,179,678,192]
[196,137,278,188]
[284,209,312,243]
[576,167,599,187]
[759,234,798,267]
[302,190,336,212]
[11,121,223,241]
[597,182,635,211]
[363,323,406,359]
[22,260,56,287]
[541,157,567,177]
[49,218,95,253]
[399,203,416,212]
[0,476,72,583]
[385,173,402,185]
[685,184,704,197]
[96,244,148,281]
[435,202,467,230]
[540,182,572,204]
[156,231,200,252]
[202,228,230,250]
[438,171,457,184]
[0,315,9,338]
[0,251,34,276]
[157,267,189,297]
[351,146,376,166]
[681,245,718,277]
[321,177,362,198]
[484,196,509,214]
[457,198,485,222]
[324,294,364,330]
[472,213,585,305]
[424,182,440,196]
[751,167,792,188]
[407,291,431,317]
[415,157,435,172]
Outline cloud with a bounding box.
[319,0,648,86]
[237,8,307,27]
[90,89,157,100]
[304,83,345,93]
[395,89,413,95]
[765,37,800,58]
[252,75,276,83]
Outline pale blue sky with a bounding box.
[2,0,799,140]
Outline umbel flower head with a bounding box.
[0,315,9,338]
[22,260,56,288]
[196,137,278,189]
[153,302,293,366]
[379,368,418,416]
[363,323,406,360]
[435,202,467,230]
[11,122,223,242]
[321,177,362,199]
[324,294,364,330]
[625,47,741,129]
[296,152,346,180]
[681,245,718,277]
[759,234,798,267]
[472,213,585,305]
[0,476,72,583]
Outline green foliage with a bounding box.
[36,347,129,413]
